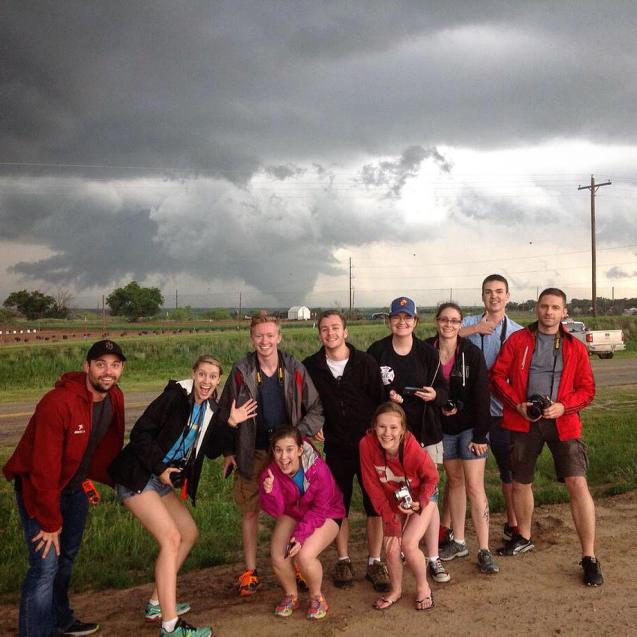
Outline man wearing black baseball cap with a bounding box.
[4,340,126,636]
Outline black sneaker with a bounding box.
[477,549,500,574]
[580,556,604,586]
[59,620,100,636]
[497,534,534,556]
[503,523,517,542]
[438,527,454,550]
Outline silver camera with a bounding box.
[394,483,413,510]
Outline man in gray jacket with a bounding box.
[218,311,323,597]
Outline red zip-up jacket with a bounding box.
[490,323,595,440]
[359,430,439,536]
[3,372,125,532]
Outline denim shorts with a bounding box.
[443,429,488,461]
[115,474,173,502]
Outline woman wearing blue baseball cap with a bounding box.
[367,296,450,585]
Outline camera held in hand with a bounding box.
[527,394,551,421]
[394,483,414,510]
[444,399,464,412]
[168,458,188,487]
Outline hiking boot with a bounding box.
[503,523,518,542]
[497,534,534,556]
[306,595,328,620]
[159,618,213,637]
[366,560,390,592]
[333,558,354,588]
[427,557,451,583]
[295,564,309,592]
[145,601,191,622]
[477,549,500,574]
[238,568,260,596]
[439,540,469,561]
[59,620,100,636]
[580,556,604,586]
[274,594,299,617]
[438,526,454,550]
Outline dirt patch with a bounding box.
[1,491,635,637]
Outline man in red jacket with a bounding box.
[491,289,602,586]
[3,340,126,636]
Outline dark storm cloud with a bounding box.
[360,145,451,198]
[2,1,637,299]
[606,266,637,279]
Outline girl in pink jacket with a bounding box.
[360,402,440,611]
[259,426,345,621]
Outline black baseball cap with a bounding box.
[86,339,126,362]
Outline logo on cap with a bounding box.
[105,341,114,350]
[399,298,407,306]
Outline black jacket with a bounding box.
[425,336,491,443]
[303,343,384,453]
[108,380,221,505]
[367,335,448,447]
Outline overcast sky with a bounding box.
[2,1,636,309]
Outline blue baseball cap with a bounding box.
[389,296,417,317]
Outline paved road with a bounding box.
[1,357,635,446]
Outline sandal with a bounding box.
[415,593,435,611]
[372,595,402,610]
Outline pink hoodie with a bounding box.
[259,441,345,545]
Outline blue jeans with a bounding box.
[17,488,89,637]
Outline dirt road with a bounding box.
[0,491,634,637]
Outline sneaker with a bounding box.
[477,549,500,574]
[159,618,213,637]
[306,595,328,620]
[274,594,299,617]
[59,620,100,636]
[439,540,469,561]
[428,557,451,583]
[295,564,309,592]
[366,560,390,592]
[333,558,354,588]
[238,568,260,597]
[580,556,604,586]
[497,534,534,556]
[503,523,518,542]
[438,526,454,550]
[145,601,191,622]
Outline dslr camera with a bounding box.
[527,394,551,421]
[444,399,464,412]
[394,483,414,510]
[168,458,188,487]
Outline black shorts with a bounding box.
[325,446,378,517]
[510,420,589,484]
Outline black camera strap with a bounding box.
[479,314,507,352]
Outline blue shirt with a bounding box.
[163,402,206,463]
[463,314,523,416]
[291,467,305,495]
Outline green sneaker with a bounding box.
[159,618,213,637]
[145,601,191,622]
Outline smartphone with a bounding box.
[284,541,296,558]
[402,386,421,396]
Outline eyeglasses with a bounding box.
[437,318,462,325]
[389,315,415,324]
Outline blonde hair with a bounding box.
[250,310,280,334]
[191,355,223,400]
[370,401,408,435]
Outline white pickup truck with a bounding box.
[562,320,625,359]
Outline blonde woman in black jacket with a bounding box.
[426,303,499,575]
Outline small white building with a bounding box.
[288,305,311,320]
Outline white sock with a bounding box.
[162,618,178,633]
[456,539,466,545]
[368,556,381,565]
[427,555,439,563]
[338,555,351,561]
[149,598,159,606]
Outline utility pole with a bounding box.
[349,258,353,316]
[175,289,179,310]
[579,175,611,316]
[239,291,242,320]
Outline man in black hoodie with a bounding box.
[303,311,388,591]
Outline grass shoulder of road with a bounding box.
[1,385,635,602]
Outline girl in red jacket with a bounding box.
[360,402,439,611]
[259,426,345,620]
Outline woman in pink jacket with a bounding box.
[360,402,440,611]
[259,426,345,621]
